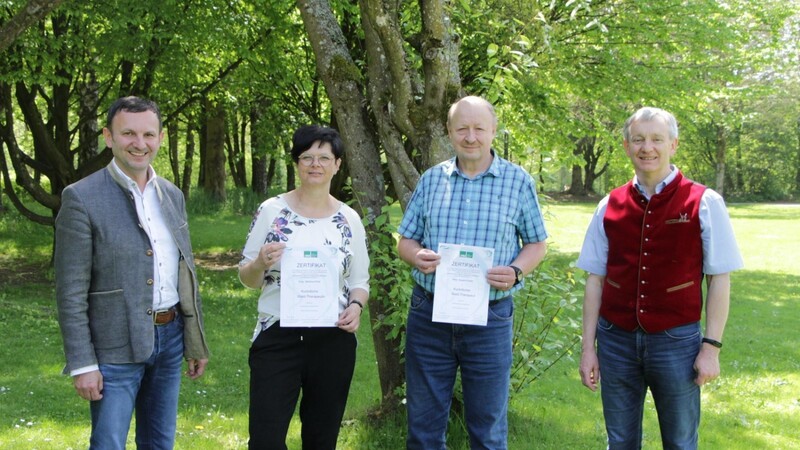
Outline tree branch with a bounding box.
[162,31,272,126]
[0,143,54,225]
[0,0,67,53]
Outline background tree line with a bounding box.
[2,0,799,412]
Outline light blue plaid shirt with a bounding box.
[398,151,548,299]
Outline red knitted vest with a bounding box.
[601,173,706,332]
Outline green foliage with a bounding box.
[510,257,582,395]
[364,201,412,347]
[0,0,318,224]
[446,0,798,199]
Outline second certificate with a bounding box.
[432,243,494,326]
[280,246,340,327]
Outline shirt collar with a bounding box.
[108,160,162,201]
[110,159,157,190]
[633,165,678,197]
[444,149,503,179]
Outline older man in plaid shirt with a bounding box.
[398,96,548,450]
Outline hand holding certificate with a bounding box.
[432,243,494,326]
[280,246,340,327]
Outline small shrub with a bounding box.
[510,258,582,395]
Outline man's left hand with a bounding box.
[487,266,516,291]
[693,345,721,386]
[186,358,208,380]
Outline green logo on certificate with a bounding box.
[304,250,318,258]
[459,250,474,258]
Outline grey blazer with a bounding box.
[55,164,209,374]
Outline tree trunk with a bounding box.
[13,81,67,208]
[298,0,461,410]
[582,139,606,196]
[181,124,196,198]
[203,100,227,202]
[795,116,800,195]
[715,124,726,197]
[77,70,99,168]
[330,156,351,203]
[168,122,180,184]
[584,167,601,194]
[0,140,6,214]
[198,118,207,187]
[328,115,352,203]
[568,163,585,195]
[250,106,268,195]
[119,57,134,98]
[225,119,237,186]
[225,112,248,188]
[568,135,606,196]
[297,0,397,408]
[251,151,267,194]
[1,81,59,224]
[568,138,586,195]
[283,140,295,192]
[237,118,248,188]
[358,0,461,206]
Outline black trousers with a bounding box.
[248,323,357,450]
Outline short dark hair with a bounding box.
[106,96,162,131]
[290,125,344,163]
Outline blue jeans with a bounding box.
[90,315,185,450]
[596,316,701,450]
[405,284,513,450]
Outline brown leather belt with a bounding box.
[154,306,178,325]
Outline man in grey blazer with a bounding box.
[55,96,210,449]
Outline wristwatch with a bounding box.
[509,265,523,286]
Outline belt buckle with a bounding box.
[154,306,176,325]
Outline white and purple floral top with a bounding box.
[239,195,370,339]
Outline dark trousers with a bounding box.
[248,323,357,450]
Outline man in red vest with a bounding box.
[577,107,743,449]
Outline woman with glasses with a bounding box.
[238,125,370,449]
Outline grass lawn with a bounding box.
[0,201,797,449]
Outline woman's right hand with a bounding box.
[258,242,286,269]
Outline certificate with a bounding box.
[279,246,340,327]
[432,243,494,326]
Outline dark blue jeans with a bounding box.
[90,314,185,450]
[405,284,514,450]
[597,316,702,450]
